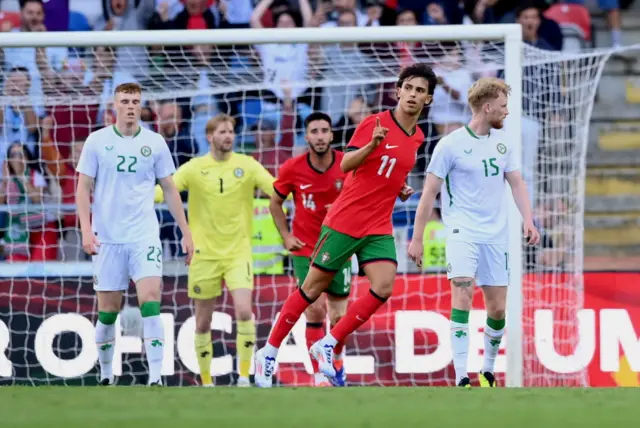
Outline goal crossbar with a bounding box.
[0,25,523,48]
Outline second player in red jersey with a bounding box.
[269,112,352,387]
[273,149,345,257]
[255,64,438,388]
[324,110,424,237]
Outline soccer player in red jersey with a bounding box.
[255,63,437,387]
[269,112,351,387]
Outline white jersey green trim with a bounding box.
[426,126,520,244]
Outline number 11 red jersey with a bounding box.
[324,110,424,238]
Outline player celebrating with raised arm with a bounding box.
[155,114,274,387]
[270,112,350,387]
[255,64,437,387]
[408,77,540,388]
[76,83,194,387]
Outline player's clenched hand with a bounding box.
[284,234,305,252]
[181,233,195,265]
[398,183,414,202]
[407,239,424,268]
[371,116,389,147]
[523,219,540,246]
[82,232,100,256]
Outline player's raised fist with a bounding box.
[182,232,195,265]
[82,232,100,256]
[284,234,305,252]
[407,239,424,268]
[371,116,389,147]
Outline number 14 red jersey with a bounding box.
[324,110,424,238]
[273,150,346,257]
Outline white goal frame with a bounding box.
[0,24,524,387]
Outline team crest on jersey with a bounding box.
[496,143,507,155]
[321,252,331,263]
[447,263,452,273]
[93,275,98,285]
[335,179,343,191]
[140,146,152,157]
[234,168,244,178]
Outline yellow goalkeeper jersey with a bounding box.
[155,152,275,260]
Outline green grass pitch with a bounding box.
[2,387,640,427]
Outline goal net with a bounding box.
[0,27,610,387]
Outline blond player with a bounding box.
[408,78,540,388]
[155,114,274,387]
[76,82,194,386]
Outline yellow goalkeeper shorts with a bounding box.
[188,255,254,299]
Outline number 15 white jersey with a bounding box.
[426,126,519,244]
[76,125,176,244]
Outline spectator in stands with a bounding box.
[82,45,138,128]
[217,0,254,28]
[516,2,564,206]
[333,96,370,147]
[319,9,376,124]
[429,42,473,136]
[314,0,371,27]
[565,0,622,47]
[518,3,554,51]
[153,0,218,29]
[0,67,40,160]
[154,99,196,257]
[461,0,497,24]
[423,1,464,25]
[34,44,114,162]
[94,0,156,77]
[1,0,67,112]
[251,0,315,119]
[155,99,197,167]
[251,84,295,175]
[2,142,60,262]
[38,116,87,261]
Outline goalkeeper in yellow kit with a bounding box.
[155,114,274,387]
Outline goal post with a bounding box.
[0,24,609,387]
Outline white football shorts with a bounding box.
[445,240,509,287]
[92,238,163,291]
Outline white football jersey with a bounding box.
[76,126,175,244]
[427,126,519,244]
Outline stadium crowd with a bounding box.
[0,0,629,265]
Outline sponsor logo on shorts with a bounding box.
[335,179,343,191]
[105,145,113,151]
[447,263,452,273]
[321,252,331,263]
[464,149,472,155]
[93,275,99,285]
[496,143,507,154]
[453,229,459,234]
[193,285,201,294]
[140,146,152,157]
[234,168,244,178]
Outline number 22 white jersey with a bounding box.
[426,126,519,244]
[76,125,176,244]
